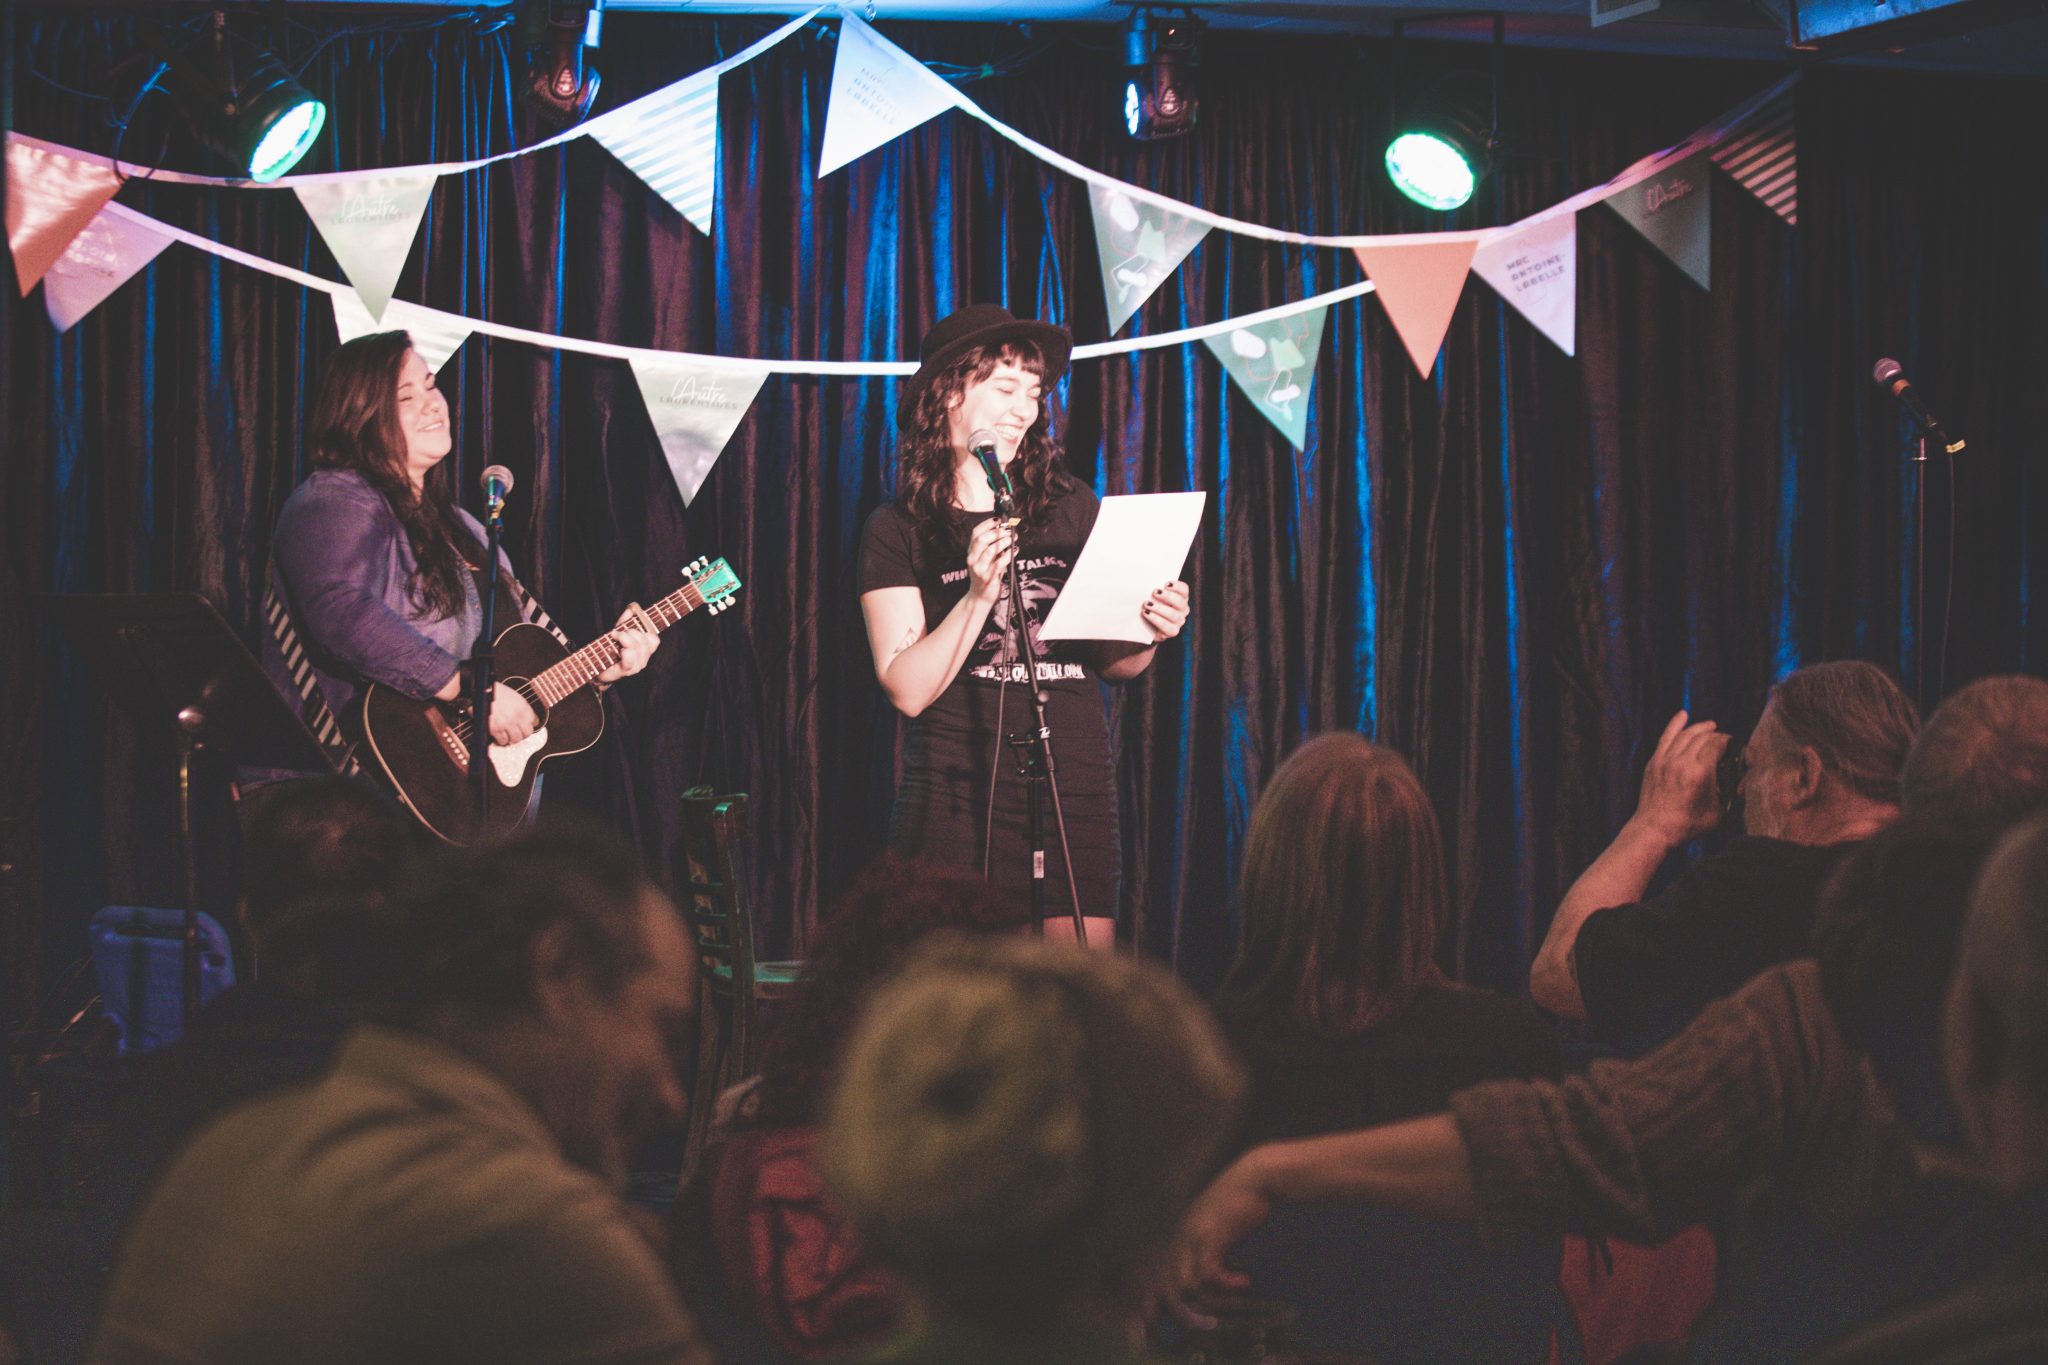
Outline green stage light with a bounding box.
[158,13,327,182]
[1385,131,1478,212]
[1383,67,1494,215]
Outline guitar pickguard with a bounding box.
[487,727,550,787]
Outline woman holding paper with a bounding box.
[858,305,1190,945]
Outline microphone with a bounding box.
[969,429,1015,517]
[480,464,515,512]
[1872,359,1965,455]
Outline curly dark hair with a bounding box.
[894,339,1079,552]
[305,330,479,621]
[749,854,1029,1127]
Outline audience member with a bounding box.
[1806,812,2048,1361]
[823,936,1244,1365]
[1531,661,1917,1046]
[1216,732,1559,1146]
[672,854,1028,1362]
[86,821,712,1365]
[1173,674,2048,1358]
[109,777,416,1178]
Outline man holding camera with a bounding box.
[1529,661,1918,1048]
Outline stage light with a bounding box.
[521,0,602,128]
[1385,70,1492,212]
[157,11,326,182]
[1120,7,1202,141]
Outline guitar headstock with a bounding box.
[683,556,743,615]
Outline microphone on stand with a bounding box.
[969,429,1017,521]
[1872,359,1965,455]
[480,464,515,519]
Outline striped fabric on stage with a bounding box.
[590,71,720,236]
[1712,92,1797,226]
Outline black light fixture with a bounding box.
[1384,15,1503,214]
[155,10,326,182]
[521,0,603,128]
[1121,7,1202,141]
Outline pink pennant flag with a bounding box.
[42,207,173,331]
[1350,235,1481,377]
[6,138,125,296]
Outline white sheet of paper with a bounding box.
[1039,492,1207,643]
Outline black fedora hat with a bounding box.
[898,304,1071,430]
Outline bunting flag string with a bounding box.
[1,8,819,193]
[1469,213,1578,356]
[330,293,473,375]
[1202,306,1330,450]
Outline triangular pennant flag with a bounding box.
[1470,214,1578,356]
[817,15,963,178]
[1088,184,1211,336]
[42,208,172,331]
[1711,90,1796,225]
[6,139,124,295]
[1605,150,1711,290]
[589,69,720,236]
[1202,306,1328,451]
[294,172,438,321]
[1350,235,1480,377]
[330,293,473,375]
[628,357,769,506]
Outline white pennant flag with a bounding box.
[295,172,438,322]
[818,14,964,178]
[1088,184,1211,336]
[628,357,768,506]
[1470,214,1577,356]
[589,69,721,236]
[42,208,173,331]
[330,293,473,375]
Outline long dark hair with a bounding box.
[1216,733,1448,1033]
[896,339,1077,550]
[305,331,477,621]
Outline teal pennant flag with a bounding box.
[1088,183,1211,335]
[1202,307,1328,450]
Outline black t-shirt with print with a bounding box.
[857,482,1104,736]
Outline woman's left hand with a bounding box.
[598,610,661,682]
[1141,580,1190,643]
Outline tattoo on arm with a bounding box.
[886,624,921,666]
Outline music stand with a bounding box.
[39,593,330,1026]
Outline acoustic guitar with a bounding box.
[361,556,741,844]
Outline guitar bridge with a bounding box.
[426,706,471,774]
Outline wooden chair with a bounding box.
[676,787,801,1180]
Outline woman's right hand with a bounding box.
[487,682,541,746]
[966,517,1017,604]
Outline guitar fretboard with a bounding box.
[527,580,706,706]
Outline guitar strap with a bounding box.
[262,574,363,778]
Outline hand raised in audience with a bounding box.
[1631,709,1731,846]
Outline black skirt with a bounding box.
[886,679,1121,922]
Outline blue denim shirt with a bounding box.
[262,469,513,723]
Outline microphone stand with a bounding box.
[987,476,1089,945]
[469,482,503,827]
